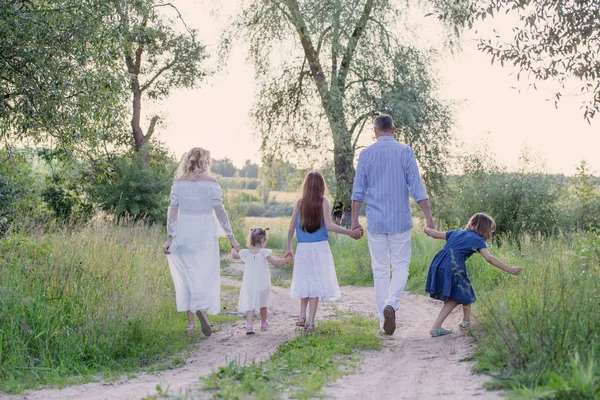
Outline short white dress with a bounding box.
[237,249,273,313]
[290,217,341,301]
[166,180,233,315]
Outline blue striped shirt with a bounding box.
[351,136,428,234]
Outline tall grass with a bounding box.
[0,222,193,392]
[325,225,600,398]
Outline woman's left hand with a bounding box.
[163,238,173,255]
[229,237,240,252]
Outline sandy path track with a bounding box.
[2,280,502,400]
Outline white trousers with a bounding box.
[367,230,412,328]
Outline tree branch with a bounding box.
[352,115,369,151]
[152,3,193,36]
[140,59,177,93]
[284,0,330,101]
[336,0,375,89]
[145,115,160,141]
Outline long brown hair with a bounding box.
[299,171,327,233]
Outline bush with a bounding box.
[86,145,176,224]
[42,172,93,223]
[0,148,48,235]
[434,172,565,238]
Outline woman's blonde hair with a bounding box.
[247,227,269,248]
[175,147,211,179]
[466,213,496,240]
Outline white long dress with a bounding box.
[166,181,233,315]
[237,249,272,313]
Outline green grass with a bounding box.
[202,316,380,399]
[0,223,238,393]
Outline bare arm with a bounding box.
[286,201,300,258]
[323,198,355,236]
[351,200,363,231]
[479,248,522,275]
[267,255,292,266]
[418,199,434,229]
[423,227,446,240]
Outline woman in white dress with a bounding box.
[162,147,240,337]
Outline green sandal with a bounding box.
[458,321,471,329]
[430,328,453,337]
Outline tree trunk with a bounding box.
[327,93,354,226]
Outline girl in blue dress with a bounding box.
[424,213,522,337]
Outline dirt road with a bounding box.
[3,278,502,400]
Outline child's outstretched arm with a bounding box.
[479,248,522,275]
[285,201,299,259]
[423,226,447,240]
[266,255,293,266]
[231,248,241,260]
[323,198,362,239]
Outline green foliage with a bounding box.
[233,0,454,214]
[202,317,380,399]
[564,160,600,231]
[86,145,176,223]
[0,223,195,392]
[435,172,565,238]
[0,149,48,235]
[0,0,127,150]
[211,158,237,177]
[239,160,259,178]
[435,0,600,120]
[406,226,600,398]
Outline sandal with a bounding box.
[186,324,196,333]
[261,321,269,331]
[195,310,212,337]
[246,324,255,335]
[458,321,471,329]
[430,328,453,337]
[296,317,306,327]
[304,324,315,333]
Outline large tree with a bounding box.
[116,0,208,153]
[434,0,600,121]
[1,0,209,158]
[231,0,453,223]
[0,0,127,153]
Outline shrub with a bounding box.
[0,148,48,235]
[86,145,176,224]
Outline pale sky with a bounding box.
[151,1,599,175]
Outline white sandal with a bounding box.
[186,324,196,333]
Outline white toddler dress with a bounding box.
[237,249,273,313]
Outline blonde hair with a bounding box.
[466,213,496,241]
[247,227,269,248]
[175,147,211,179]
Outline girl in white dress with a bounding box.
[232,228,291,334]
[163,147,240,337]
[286,171,362,332]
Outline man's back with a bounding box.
[352,136,427,234]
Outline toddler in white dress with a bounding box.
[232,228,292,334]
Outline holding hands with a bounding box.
[351,221,364,240]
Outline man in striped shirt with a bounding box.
[351,114,434,335]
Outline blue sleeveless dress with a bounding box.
[425,229,487,304]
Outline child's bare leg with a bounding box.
[186,310,195,325]
[307,297,319,325]
[246,311,254,325]
[260,307,268,323]
[431,300,459,329]
[299,298,309,319]
[462,304,471,323]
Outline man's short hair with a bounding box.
[374,114,395,132]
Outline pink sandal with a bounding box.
[296,317,306,327]
[246,324,255,335]
[261,321,269,331]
